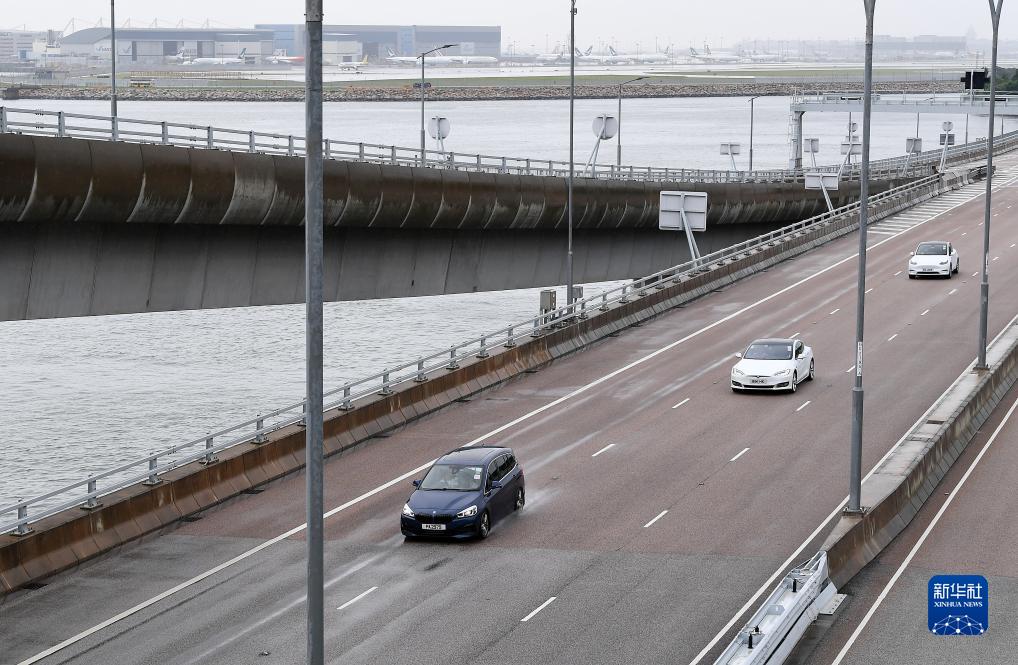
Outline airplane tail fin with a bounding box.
[238,48,247,58]
[704,44,712,55]
[608,45,617,56]
[584,46,593,55]
[689,47,698,56]
[575,47,583,57]
[385,46,396,57]
[361,54,369,64]
[664,46,671,55]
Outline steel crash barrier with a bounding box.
[0,168,973,537]
[0,105,984,184]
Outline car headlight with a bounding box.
[456,505,478,518]
[938,260,948,265]
[402,503,414,517]
[773,368,792,377]
[732,367,745,376]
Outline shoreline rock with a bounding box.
[3,80,964,103]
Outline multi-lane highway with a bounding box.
[5,158,1018,665]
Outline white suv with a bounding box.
[908,241,959,279]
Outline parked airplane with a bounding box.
[535,47,567,63]
[182,48,249,66]
[267,51,304,65]
[338,55,370,71]
[628,45,671,64]
[688,45,741,63]
[384,47,496,65]
[606,45,671,64]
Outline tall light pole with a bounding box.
[419,44,456,166]
[748,96,760,171]
[110,0,117,118]
[617,75,646,167]
[567,0,576,310]
[304,1,325,663]
[979,0,1004,369]
[848,0,876,514]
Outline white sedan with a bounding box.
[908,241,959,279]
[731,338,814,393]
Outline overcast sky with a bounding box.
[2,1,1005,50]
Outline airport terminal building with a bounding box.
[59,27,274,65]
[256,24,501,62]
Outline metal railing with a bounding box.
[0,169,960,535]
[0,106,906,184]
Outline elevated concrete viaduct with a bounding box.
[0,133,904,320]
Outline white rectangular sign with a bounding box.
[804,172,840,191]
[659,191,708,232]
[840,141,862,156]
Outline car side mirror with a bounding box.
[910,252,915,256]
[735,352,743,359]
[489,480,503,492]
[412,479,421,488]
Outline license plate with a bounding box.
[421,523,446,531]
[923,268,934,272]
[750,379,767,384]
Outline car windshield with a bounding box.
[916,243,947,255]
[419,464,484,491]
[744,342,793,360]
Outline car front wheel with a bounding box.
[477,511,490,539]
[808,359,815,381]
[790,372,798,393]
[514,488,525,511]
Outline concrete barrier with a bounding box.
[823,313,1018,589]
[0,168,979,596]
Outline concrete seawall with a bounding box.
[0,167,974,596]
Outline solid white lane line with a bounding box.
[337,586,378,610]
[790,332,800,338]
[643,510,668,528]
[830,395,1018,664]
[730,447,750,462]
[888,334,898,342]
[521,596,557,622]
[829,308,840,315]
[671,398,691,409]
[868,230,897,236]
[25,169,1004,665]
[948,289,957,295]
[865,288,874,294]
[591,443,615,457]
[921,308,931,316]
[795,400,811,412]
[894,270,903,276]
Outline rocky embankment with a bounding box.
[3,80,963,102]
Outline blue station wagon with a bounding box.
[401,446,525,539]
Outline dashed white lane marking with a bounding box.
[888,333,898,341]
[894,270,903,276]
[671,398,691,409]
[962,232,968,236]
[1011,243,1016,248]
[973,272,980,277]
[790,332,800,338]
[830,308,840,315]
[521,597,557,622]
[591,443,615,457]
[846,365,856,373]
[730,447,750,462]
[869,230,897,236]
[865,288,874,293]
[830,394,1018,664]
[948,289,957,295]
[921,309,931,316]
[643,510,668,528]
[795,400,812,412]
[994,256,1000,261]
[337,586,378,610]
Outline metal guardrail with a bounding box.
[713,552,837,664]
[0,106,893,184]
[0,170,957,535]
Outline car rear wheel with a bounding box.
[790,372,798,393]
[954,261,960,274]
[808,359,815,381]
[514,488,525,511]
[477,511,490,539]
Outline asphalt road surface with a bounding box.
[5,159,1018,665]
